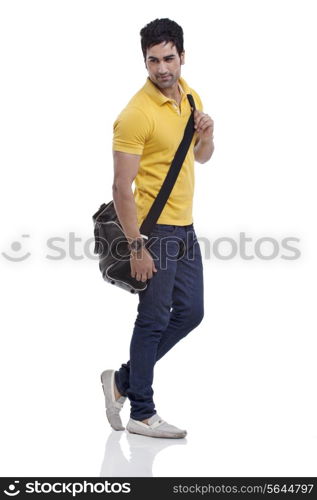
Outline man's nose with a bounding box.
[157,61,168,74]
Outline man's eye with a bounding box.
[149,58,173,63]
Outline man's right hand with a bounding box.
[130,247,157,282]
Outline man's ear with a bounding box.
[180,51,185,65]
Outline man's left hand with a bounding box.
[194,111,214,142]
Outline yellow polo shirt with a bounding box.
[112,76,203,226]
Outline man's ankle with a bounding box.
[114,381,122,400]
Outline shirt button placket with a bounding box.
[173,102,180,116]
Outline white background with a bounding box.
[0,0,316,477]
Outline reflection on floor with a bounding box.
[100,430,187,477]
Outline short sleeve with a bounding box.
[112,106,152,155]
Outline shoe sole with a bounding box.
[126,426,187,439]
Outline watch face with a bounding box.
[132,240,140,251]
[130,238,143,252]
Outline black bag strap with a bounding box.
[139,93,196,236]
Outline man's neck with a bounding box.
[156,80,182,105]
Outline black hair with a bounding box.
[140,18,184,60]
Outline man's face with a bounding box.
[145,41,185,90]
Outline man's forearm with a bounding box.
[194,137,214,164]
[112,183,142,241]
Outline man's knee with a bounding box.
[189,303,204,329]
[172,302,204,331]
[135,308,170,332]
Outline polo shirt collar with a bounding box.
[143,76,191,106]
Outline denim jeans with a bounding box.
[114,223,204,421]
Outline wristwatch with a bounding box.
[128,237,145,254]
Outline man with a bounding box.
[101,18,214,439]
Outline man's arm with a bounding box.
[193,110,215,164]
[112,150,157,282]
[112,150,142,240]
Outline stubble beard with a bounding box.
[154,73,179,91]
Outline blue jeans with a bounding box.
[114,223,204,420]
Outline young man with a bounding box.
[101,18,214,438]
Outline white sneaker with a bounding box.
[100,369,127,431]
[126,413,187,439]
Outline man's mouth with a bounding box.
[158,75,171,80]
